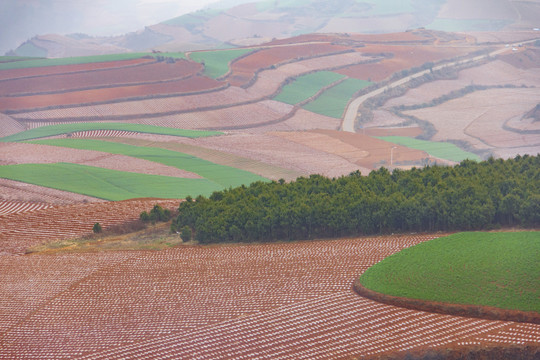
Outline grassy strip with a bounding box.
[0,123,222,142]
[358,232,540,312]
[302,78,371,118]
[377,136,481,162]
[27,138,268,188]
[0,163,219,201]
[273,71,346,105]
[0,52,185,71]
[189,48,254,79]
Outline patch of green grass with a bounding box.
[274,71,346,105]
[0,53,150,70]
[27,138,268,188]
[377,136,481,162]
[189,48,254,78]
[0,163,220,201]
[358,232,540,312]
[0,56,39,63]
[0,123,222,142]
[302,78,371,118]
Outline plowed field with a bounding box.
[0,199,179,255]
[227,43,350,86]
[0,60,202,96]
[0,76,224,111]
[0,58,154,81]
[1,232,538,359]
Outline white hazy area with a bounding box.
[0,0,254,55]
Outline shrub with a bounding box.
[92,222,102,234]
[180,226,192,242]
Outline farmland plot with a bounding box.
[1,234,538,359]
[0,60,202,96]
[404,87,540,153]
[0,199,179,255]
[0,200,53,216]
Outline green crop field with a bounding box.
[0,123,222,142]
[427,18,511,32]
[358,232,540,312]
[377,136,481,162]
[27,138,268,188]
[273,71,346,105]
[302,78,371,118]
[189,48,254,78]
[364,0,414,15]
[0,52,185,71]
[0,163,220,201]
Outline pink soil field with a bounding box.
[0,200,53,216]
[0,58,154,81]
[337,44,479,82]
[384,59,540,109]
[0,60,202,96]
[0,76,224,111]
[0,178,104,205]
[194,132,364,178]
[227,43,350,86]
[404,88,540,152]
[0,199,179,255]
[0,230,538,359]
[0,113,25,137]
[0,142,201,178]
[124,100,293,130]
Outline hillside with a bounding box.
[8,0,540,57]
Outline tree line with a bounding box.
[170,155,540,244]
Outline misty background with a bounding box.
[0,0,254,55]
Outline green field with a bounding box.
[0,123,222,142]
[427,18,511,32]
[274,71,346,105]
[358,232,540,312]
[0,163,220,201]
[27,138,268,188]
[302,78,371,118]
[377,136,481,162]
[0,52,185,71]
[364,0,415,15]
[189,48,254,78]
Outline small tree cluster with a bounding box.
[140,204,172,224]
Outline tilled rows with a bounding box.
[0,199,180,255]
[1,234,538,359]
[0,200,54,216]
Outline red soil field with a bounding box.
[0,76,224,111]
[0,58,154,81]
[227,43,351,86]
[1,232,538,359]
[0,198,179,255]
[0,60,202,96]
[337,44,478,81]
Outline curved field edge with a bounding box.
[0,123,223,142]
[377,136,481,162]
[354,232,540,324]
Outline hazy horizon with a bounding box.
[0,0,255,55]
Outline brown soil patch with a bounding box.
[364,126,423,137]
[0,60,202,96]
[0,58,154,81]
[309,129,429,169]
[0,142,201,178]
